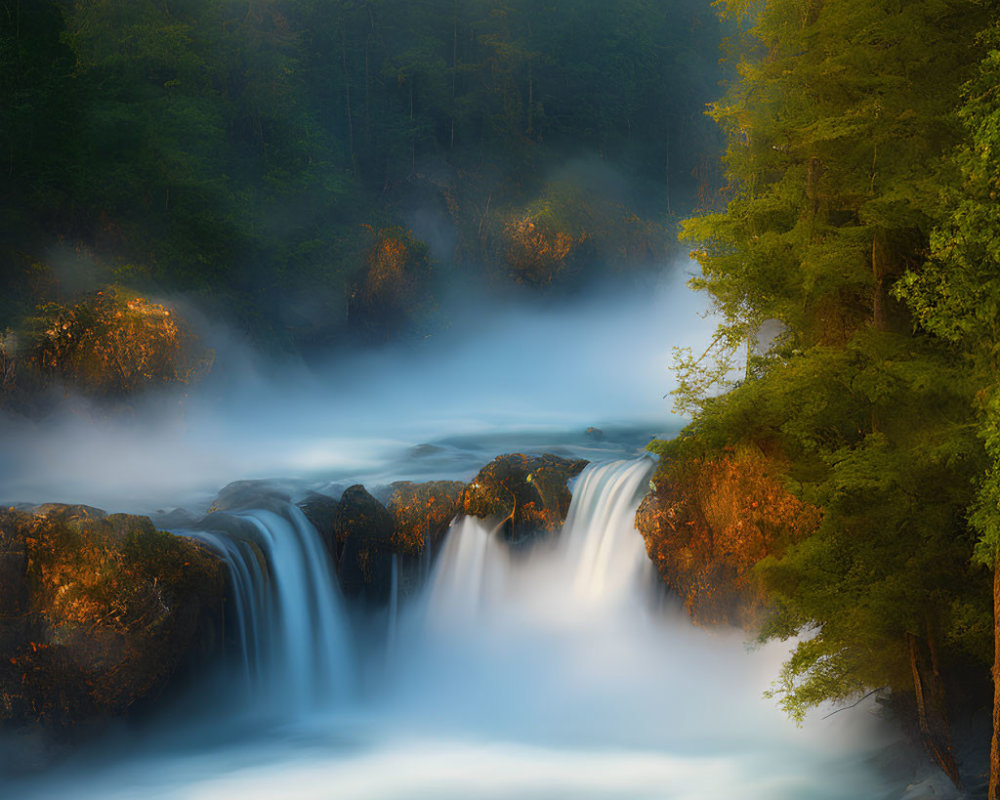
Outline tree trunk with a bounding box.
[527,59,533,136]
[364,40,371,152]
[665,126,671,217]
[807,156,823,217]
[990,557,1000,799]
[450,13,457,150]
[908,632,962,788]
[872,233,888,331]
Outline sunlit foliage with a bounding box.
[638,441,821,627]
[670,0,996,780]
[26,287,211,397]
[348,227,435,342]
[0,504,224,725]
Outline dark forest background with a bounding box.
[0,0,726,361]
[13,2,1000,792]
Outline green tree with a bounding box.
[1,0,728,355]
[678,0,994,784]
[895,16,1000,796]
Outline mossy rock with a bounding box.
[320,485,394,603]
[297,491,340,543]
[208,480,292,513]
[0,504,225,729]
[635,445,820,629]
[461,453,588,544]
[384,480,466,557]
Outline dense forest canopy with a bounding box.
[0,0,726,381]
[666,0,1000,791]
[14,0,1000,792]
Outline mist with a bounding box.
[0,2,954,796]
[0,261,713,513]
[5,460,904,800]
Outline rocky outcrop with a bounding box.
[297,490,342,541]
[461,453,588,544]
[297,455,586,602]
[302,480,465,605]
[384,480,465,556]
[208,480,292,513]
[328,485,396,601]
[636,445,821,628]
[0,504,225,729]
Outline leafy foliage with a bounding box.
[348,227,435,342]
[895,19,1000,566]
[0,0,728,357]
[672,0,996,751]
[25,287,212,397]
[1,504,224,725]
[638,440,822,627]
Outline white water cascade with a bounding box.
[423,457,655,630]
[426,515,509,626]
[181,503,355,715]
[560,457,656,606]
[12,458,901,800]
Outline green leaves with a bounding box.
[675,0,996,721]
[687,0,989,346]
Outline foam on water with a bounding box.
[0,267,911,798]
[9,458,899,800]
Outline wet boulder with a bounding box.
[331,485,394,551]
[384,480,465,557]
[461,453,588,544]
[208,480,293,513]
[0,504,225,729]
[327,485,396,603]
[297,491,340,543]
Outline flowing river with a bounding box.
[0,270,938,798]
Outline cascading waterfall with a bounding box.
[183,528,269,689]
[560,457,656,606]
[180,503,355,715]
[387,554,400,647]
[426,515,508,625]
[425,457,655,623]
[17,457,896,800]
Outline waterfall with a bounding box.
[559,457,656,607]
[183,529,269,688]
[424,457,655,626]
[386,554,400,658]
[15,457,894,800]
[426,515,508,626]
[180,503,355,715]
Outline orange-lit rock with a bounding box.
[0,505,224,729]
[385,480,465,557]
[636,445,821,628]
[462,453,588,545]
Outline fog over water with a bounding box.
[7,459,902,800]
[0,263,936,799]
[0,263,712,511]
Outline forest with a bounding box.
[0,0,722,394]
[653,0,1000,795]
[5,0,1000,797]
